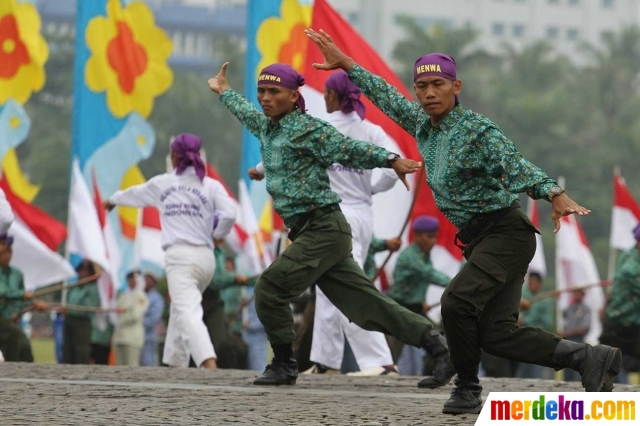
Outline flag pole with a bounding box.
[606,165,621,285]
[555,176,566,335]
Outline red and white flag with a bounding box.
[134,206,164,269]
[527,198,547,276]
[237,179,273,275]
[610,173,640,251]
[556,215,605,345]
[303,0,463,322]
[0,180,75,290]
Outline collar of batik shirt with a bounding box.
[425,104,465,133]
[266,108,304,133]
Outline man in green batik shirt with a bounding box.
[209,62,453,389]
[363,236,401,280]
[307,29,621,413]
[601,225,640,370]
[63,260,101,364]
[0,234,38,362]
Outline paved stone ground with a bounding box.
[0,364,638,425]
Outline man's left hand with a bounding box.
[392,160,422,191]
[551,193,591,234]
[103,200,116,212]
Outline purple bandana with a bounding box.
[171,133,205,181]
[0,233,13,247]
[413,216,439,233]
[634,223,640,241]
[258,63,306,113]
[325,70,366,120]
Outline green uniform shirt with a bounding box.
[388,243,450,306]
[209,247,238,292]
[521,285,554,331]
[66,281,101,319]
[348,65,558,229]
[364,237,388,279]
[0,266,26,321]
[220,89,391,227]
[91,315,114,346]
[606,248,640,325]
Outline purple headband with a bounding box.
[258,63,306,113]
[634,223,640,241]
[171,133,205,181]
[413,216,439,233]
[325,70,366,120]
[414,53,459,104]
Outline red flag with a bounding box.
[610,174,640,250]
[0,179,66,251]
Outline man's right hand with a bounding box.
[247,167,265,181]
[519,298,531,311]
[208,62,231,95]
[103,200,115,212]
[385,237,402,252]
[235,274,248,285]
[392,160,422,191]
[23,291,33,301]
[305,29,356,72]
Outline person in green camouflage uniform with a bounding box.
[307,29,622,414]
[209,62,452,388]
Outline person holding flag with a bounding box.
[103,133,237,370]
[306,29,621,413]
[248,70,402,377]
[208,62,453,388]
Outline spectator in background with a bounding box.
[91,314,114,365]
[221,255,249,369]
[63,260,101,364]
[517,272,555,379]
[141,272,165,367]
[561,289,591,381]
[363,236,401,281]
[113,270,149,366]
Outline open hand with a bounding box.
[551,193,591,233]
[208,62,231,95]
[392,160,422,191]
[305,29,355,72]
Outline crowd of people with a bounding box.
[1,27,638,416]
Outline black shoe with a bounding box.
[253,344,299,386]
[442,379,483,415]
[553,339,622,392]
[417,330,456,389]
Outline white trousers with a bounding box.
[310,204,393,370]
[162,245,216,368]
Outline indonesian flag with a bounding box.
[237,179,273,275]
[134,206,164,269]
[0,180,75,290]
[527,198,547,276]
[304,0,463,322]
[610,173,640,251]
[556,214,605,345]
[66,159,118,309]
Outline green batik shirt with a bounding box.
[521,286,554,331]
[66,281,101,319]
[606,248,640,325]
[220,89,391,227]
[388,243,450,306]
[0,266,26,321]
[364,237,388,279]
[348,65,558,229]
[210,247,238,292]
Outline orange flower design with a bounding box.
[0,14,30,79]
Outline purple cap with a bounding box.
[325,70,366,120]
[258,63,306,112]
[413,216,439,233]
[413,53,457,82]
[634,223,640,241]
[171,133,205,181]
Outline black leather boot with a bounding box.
[553,339,622,392]
[253,344,299,386]
[417,330,456,389]
[442,377,483,415]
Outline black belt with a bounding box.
[454,201,520,249]
[288,203,341,241]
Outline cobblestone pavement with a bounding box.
[0,363,637,425]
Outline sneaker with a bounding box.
[346,365,400,377]
[302,363,340,375]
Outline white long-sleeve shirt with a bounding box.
[255,111,398,207]
[109,167,236,249]
[0,189,14,234]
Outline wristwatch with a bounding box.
[386,153,400,168]
[547,186,566,202]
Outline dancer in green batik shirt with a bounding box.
[209,62,454,389]
[307,28,621,414]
